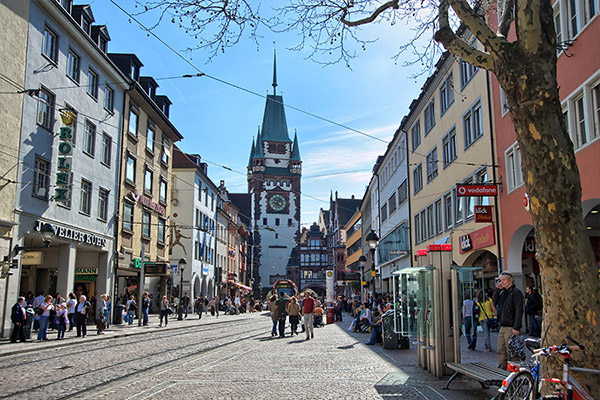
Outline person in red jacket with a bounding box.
[302,291,316,340]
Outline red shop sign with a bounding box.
[474,205,493,223]
[459,225,496,254]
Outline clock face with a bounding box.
[269,194,286,212]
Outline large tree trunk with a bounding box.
[494,16,600,397]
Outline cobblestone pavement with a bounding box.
[0,312,498,400]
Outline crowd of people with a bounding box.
[267,290,320,340]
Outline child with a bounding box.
[56,303,68,340]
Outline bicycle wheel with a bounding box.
[503,370,536,400]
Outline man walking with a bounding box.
[493,272,524,369]
[525,286,542,337]
[182,292,190,318]
[11,297,27,343]
[275,292,289,338]
[302,291,316,340]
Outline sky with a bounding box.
[89,0,428,227]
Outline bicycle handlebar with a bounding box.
[532,344,582,357]
[565,335,586,351]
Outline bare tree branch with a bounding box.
[498,0,515,37]
[447,0,504,56]
[340,0,399,26]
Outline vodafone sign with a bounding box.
[456,184,498,197]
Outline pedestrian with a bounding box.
[10,296,27,343]
[159,295,170,327]
[365,303,394,345]
[96,294,108,335]
[286,296,301,335]
[525,286,542,337]
[126,295,137,325]
[477,291,494,352]
[302,291,316,340]
[234,295,241,315]
[462,293,478,350]
[275,292,289,338]
[493,272,524,370]
[37,295,54,341]
[182,292,190,318]
[142,292,150,326]
[74,295,91,338]
[55,302,68,339]
[268,295,278,336]
[32,292,44,331]
[104,295,111,329]
[204,296,209,315]
[196,296,204,320]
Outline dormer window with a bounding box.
[98,37,107,53]
[81,18,90,35]
[60,0,73,13]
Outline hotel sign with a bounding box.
[55,111,76,203]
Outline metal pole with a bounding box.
[360,265,364,304]
[137,244,145,326]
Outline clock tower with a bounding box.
[248,52,302,293]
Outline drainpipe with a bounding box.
[404,130,413,266]
[486,71,503,274]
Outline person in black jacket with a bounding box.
[493,272,524,369]
[525,286,542,337]
[11,297,27,343]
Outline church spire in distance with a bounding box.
[272,48,278,95]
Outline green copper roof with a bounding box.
[260,94,292,143]
[290,131,301,161]
[248,138,255,167]
[253,131,264,159]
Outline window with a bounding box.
[144,167,153,194]
[426,147,438,182]
[128,104,139,138]
[99,36,108,53]
[159,178,167,204]
[98,188,109,221]
[161,137,171,165]
[288,218,293,226]
[33,156,50,199]
[568,0,578,37]
[411,121,421,151]
[464,100,483,148]
[83,120,96,156]
[413,163,423,194]
[42,26,58,62]
[592,83,600,141]
[263,218,267,225]
[388,193,397,214]
[426,205,434,238]
[420,210,427,241]
[464,179,474,219]
[444,193,453,229]
[104,85,114,112]
[81,17,91,35]
[500,87,510,116]
[442,128,457,167]
[584,0,597,23]
[66,49,80,82]
[454,188,463,224]
[126,154,136,183]
[505,143,524,191]
[275,218,280,226]
[158,218,166,243]
[142,211,151,237]
[573,95,587,148]
[381,203,388,222]
[80,179,92,215]
[398,179,408,205]
[87,68,98,99]
[435,199,443,235]
[424,100,435,134]
[123,202,134,231]
[37,87,54,129]
[440,73,454,114]
[460,59,478,88]
[477,169,490,206]
[414,214,421,244]
[554,7,563,54]
[146,123,155,152]
[101,134,111,166]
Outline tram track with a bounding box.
[0,316,252,369]
[0,319,267,400]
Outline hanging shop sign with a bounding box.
[474,205,494,223]
[456,184,498,197]
[21,251,43,265]
[129,189,166,216]
[55,111,76,203]
[459,225,496,254]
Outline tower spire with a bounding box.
[272,48,278,95]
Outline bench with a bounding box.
[444,362,510,389]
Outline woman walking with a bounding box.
[96,294,108,335]
[37,295,54,341]
[268,295,278,337]
[55,303,68,340]
[286,296,301,335]
[126,295,137,325]
[75,295,92,338]
[159,295,170,327]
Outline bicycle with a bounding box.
[497,336,600,400]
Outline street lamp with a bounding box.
[177,258,187,320]
[13,223,55,254]
[365,230,379,295]
[358,255,367,303]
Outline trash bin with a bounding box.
[326,307,335,324]
[114,304,124,324]
[382,312,409,349]
[23,308,35,340]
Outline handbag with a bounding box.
[508,334,526,361]
[167,307,173,315]
[35,307,44,315]
[96,319,106,330]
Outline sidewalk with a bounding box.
[0,311,245,358]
